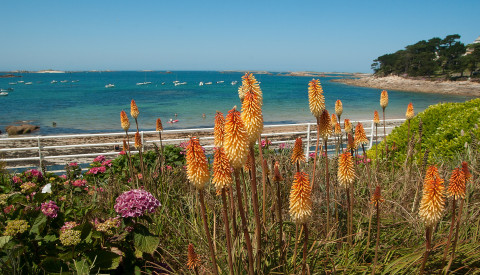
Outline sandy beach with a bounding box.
[332,75,480,96]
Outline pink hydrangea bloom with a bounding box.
[119,151,126,155]
[86,166,106,175]
[25,169,43,181]
[61,221,79,233]
[12,176,22,184]
[59,175,67,179]
[41,201,59,218]
[69,162,78,167]
[72,179,87,187]
[114,189,161,218]
[93,155,106,163]
[278,143,286,150]
[101,160,112,167]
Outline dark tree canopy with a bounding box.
[372,34,479,79]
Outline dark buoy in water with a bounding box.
[52,122,57,127]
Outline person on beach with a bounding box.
[202,113,206,119]
[174,113,177,118]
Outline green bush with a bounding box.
[371,98,480,163]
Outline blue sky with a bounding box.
[1,0,479,73]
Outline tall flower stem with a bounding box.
[198,190,219,275]
[221,188,234,275]
[275,173,284,271]
[382,108,387,157]
[124,131,137,188]
[446,198,465,272]
[324,139,331,235]
[302,223,308,275]
[258,137,267,224]
[311,118,321,189]
[346,187,352,245]
[228,187,238,239]
[372,201,380,275]
[234,169,255,275]
[362,144,371,191]
[420,226,432,274]
[443,198,456,262]
[248,147,262,270]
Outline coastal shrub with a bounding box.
[371,98,480,164]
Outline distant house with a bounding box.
[465,35,480,55]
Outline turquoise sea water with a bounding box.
[0,71,474,135]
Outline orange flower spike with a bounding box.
[308,79,325,118]
[347,133,355,151]
[120,110,130,131]
[134,132,142,149]
[291,137,306,164]
[130,99,139,119]
[461,161,472,181]
[187,243,201,270]
[344,119,352,133]
[419,165,446,227]
[335,99,343,117]
[354,123,369,148]
[338,152,355,188]
[406,103,414,120]
[122,139,129,151]
[214,111,225,148]
[273,161,283,182]
[186,137,210,190]
[373,110,380,125]
[447,168,466,200]
[241,89,264,144]
[319,109,332,139]
[331,114,337,126]
[212,147,233,192]
[334,122,342,135]
[223,107,249,169]
[156,118,163,131]
[289,172,312,224]
[380,90,388,109]
[371,185,384,206]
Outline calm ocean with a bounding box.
[0,71,473,135]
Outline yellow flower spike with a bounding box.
[373,110,380,125]
[334,122,342,135]
[212,147,233,192]
[344,119,352,133]
[134,132,142,149]
[120,110,130,131]
[239,73,263,104]
[380,90,388,109]
[156,118,163,131]
[406,103,414,120]
[319,109,332,139]
[447,168,466,200]
[223,107,249,169]
[419,165,446,227]
[331,113,337,126]
[214,111,225,148]
[130,99,139,119]
[308,79,325,118]
[335,99,343,118]
[241,89,264,144]
[291,138,306,164]
[186,137,210,190]
[354,123,369,148]
[187,243,201,270]
[338,152,355,188]
[289,172,312,224]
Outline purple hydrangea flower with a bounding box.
[114,189,161,218]
[41,200,59,218]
